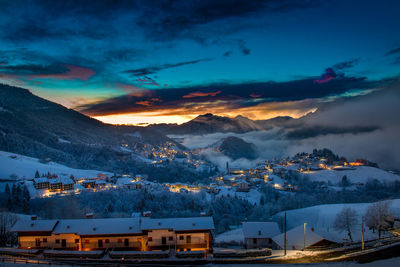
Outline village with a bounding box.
[19,149,391,201]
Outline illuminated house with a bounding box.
[141,217,214,252]
[11,216,214,252]
[33,178,50,190]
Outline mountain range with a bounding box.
[0,84,183,175]
[147,113,296,135]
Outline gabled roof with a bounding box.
[141,217,214,231]
[53,218,141,236]
[11,219,58,232]
[272,224,333,249]
[242,222,280,238]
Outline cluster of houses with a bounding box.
[11,214,214,252]
[223,222,337,251]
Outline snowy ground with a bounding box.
[207,256,400,266]
[215,199,400,246]
[0,150,112,180]
[303,166,400,184]
[273,199,400,243]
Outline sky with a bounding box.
[0,0,400,125]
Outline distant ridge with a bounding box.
[147,113,296,135]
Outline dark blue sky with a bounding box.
[0,0,399,124]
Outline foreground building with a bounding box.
[243,222,281,249]
[272,224,337,250]
[11,215,214,252]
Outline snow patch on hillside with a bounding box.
[303,166,400,184]
[0,150,112,180]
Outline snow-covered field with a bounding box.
[0,151,112,180]
[216,199,400,246]
[303,166,400,184]
[274,199,400,243]
[208,257,400,266]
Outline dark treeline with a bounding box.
[1,174,399,234]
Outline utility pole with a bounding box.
[284,212,287,256]
[361,220,365,250]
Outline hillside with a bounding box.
[0,150,111,180]
[302,166,400,184]
[217,136,259,160]
[0,84,183,173]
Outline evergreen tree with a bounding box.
[341,175,350,187]
[4,184,10,195]
[260,195,265,206]
[35,170,40,178]
[22,185,30,213]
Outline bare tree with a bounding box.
[364,201,393,239]
[334,207,358,242]
[0,212,18,247]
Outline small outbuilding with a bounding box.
[243,222,281,249]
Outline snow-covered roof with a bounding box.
[11,219,58,232]
[141,217,214,231]
[34,178,49,183]
[242,222,280,238]
[272,224,331,250]
[95,179,106,184]
[48,178,74,184]
[53,218,141,235]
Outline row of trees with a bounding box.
[3,184,30,213]
[333,201,394,242]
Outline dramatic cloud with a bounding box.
[285,125,380,139]
[183,90,222,98]
[124,58,212,76]
[29,65,96,81]
[0,64,68,76]
[332,58,359,70]
[79,73,377,116]
[314,68,341,84]
[135,0,319,42]
[385,47,400,56]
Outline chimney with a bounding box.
[30,215,37,221]
[86,213,94,219]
